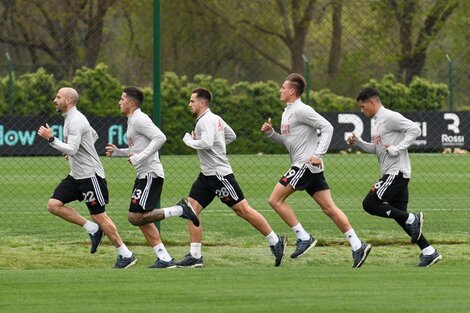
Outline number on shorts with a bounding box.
[374,180,383,189]
[132,188,142,200]
[82,191,96,203]
[215,187,230,199]
[283,168,296,179]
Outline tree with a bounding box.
[327,0,343,80]
[373,0,459,84]
[198,0,327,74]
[0,0,117,79]
[82,0,118,68]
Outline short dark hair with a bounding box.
[286,73,306,96]
[192,87,212,103]
[123,86,144,106]
[356,87,380,102]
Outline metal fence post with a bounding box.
[5,52,14,115]
[153,0,162,231]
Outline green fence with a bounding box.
[1,0,469,250]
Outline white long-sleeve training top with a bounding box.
[265,98,333,173]
[112,109,166,179]
[50,106,105,179]
[183,109,236,176]
[354,106,421,178]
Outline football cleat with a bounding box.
[175,253,204,268]
[290,235,317,258]
[148,258,177,269]
[270,235,287,267]
[178,198,200,227]
[418,251,442,267]
[113,254,137,269]
[352,242,372,268]
[406,212,423,244]
[89,227,104,254]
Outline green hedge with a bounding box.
[364,74,449,111]
[0,64,450,154]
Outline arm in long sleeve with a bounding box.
[314,123,333,157]
[111,148,129,157]
[224,122,237,144]
[130,121,167,165]
[300,107,333,158]
[50,124,83,156]
[91,127,99,143]
[387,114,421,156]
[183,118,214,150]
[355,138,376,153]
[264,129,285,145]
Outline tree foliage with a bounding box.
[369,0,459,84]
[0,68,56,116]
[0,1,467,109]
[0,0,118,79]
[179,0,331,74]
[67,63,123,116]
[364,74,449,111]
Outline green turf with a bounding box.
[1,154,469,312]
[1,154,469,244]
[1,245,470,313]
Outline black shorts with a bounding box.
[189,173,245,208]
[369,172,409,210]
[279,165,329,196]
[51,175,108,215]
[129,174,164,213]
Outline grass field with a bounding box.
[1,154,469,312]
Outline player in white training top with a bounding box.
[261,73,371,268]
[105,87,199,269]
[175,87,287,268]
[37,87,136,269]
[347,87,442,267]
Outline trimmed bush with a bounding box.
[364,74,449,111]
[1,68,57,116]
[0,68,452,154]
[67,63,123,116]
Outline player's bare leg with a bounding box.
[268,183,299,227]
[91,212,124,248]
[233,199,286,266]
[175,197,204,267]
[48,198,103,253]
[139,223,161,246]
[313,189,371,268]
[231,199,272,236]
[269,183,316,259]
[92,212,136,268]
[128,200,199,227]
[313,189,351,232]
[47,199,87,226]
[187,197,203,243]
[139,223,175,269]
[128,210,165,226]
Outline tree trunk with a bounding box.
[327,0,342,80]
[391,0,458,84]
[406,51,426,84]
[393,0,415,83]
[290,49,305,74]
[84,0,116,68]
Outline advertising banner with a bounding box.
[324,112,469,151]
[0,112,468,156]
[0,116,127,156]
